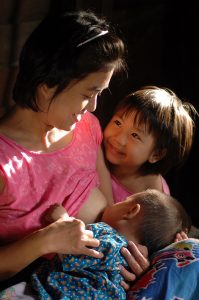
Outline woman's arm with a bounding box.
[0,175,103,281]
[0,227,45,281]
[0,218,103,281]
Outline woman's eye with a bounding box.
[83,92,101,101]
[83,95,92,101]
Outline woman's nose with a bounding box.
[87,95,97,112]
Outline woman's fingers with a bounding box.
[136,243,148,258]
[128,241,149,271]
[119,264,136,281]
[70,220,103,258]
[83,231,100,248]
[120,279,131,291]
[47,218,103,258]
[81,246,104,258]
[121,247,144,276]
[120,241,149,284]
[85,229,94,237]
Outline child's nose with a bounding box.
[115,131,128,146]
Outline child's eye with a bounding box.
[131,132,140,140]
[114,120,121,126]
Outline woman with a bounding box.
[0,10,148,290]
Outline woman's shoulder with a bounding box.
[81,112,100,126]
[78,112,102,144]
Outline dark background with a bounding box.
[0,0,198,226]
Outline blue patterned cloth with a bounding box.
[127,238,199,300]
[31,222,128,299]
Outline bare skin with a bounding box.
[0,70,149,283]
[46,201,149,290]
[103,111,166,193]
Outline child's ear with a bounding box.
[123,204,141,220]
[148,148,167,164]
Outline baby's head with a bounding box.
[104,86,197,175]
[102,189,191,256]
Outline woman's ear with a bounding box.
[39,84,55,98]
[148,148,167,164]
[123,203,141,220]
[36,84,56,110]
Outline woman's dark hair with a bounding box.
[134,189,192,256]
[115,86,198,175]
[13,10,127,111]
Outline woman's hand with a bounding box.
[41,217,104,259]
[119,241,150,290]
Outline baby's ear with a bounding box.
[123,204,140,220]
[149,148,167,164]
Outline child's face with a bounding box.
[103,111,157,172]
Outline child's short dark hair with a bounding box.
[115,86,197,175]
[134,189,191,256]
[13,10,126,111]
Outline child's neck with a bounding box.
[111,165,162,193]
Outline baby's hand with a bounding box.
[45,204,71,223]
[175,231,188,242]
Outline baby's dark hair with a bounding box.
[13,10,127,111]
[133,189,191,256]
[115,86,198,175]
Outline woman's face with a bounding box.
[40,69,114,131]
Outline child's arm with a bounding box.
[96,146,113,206]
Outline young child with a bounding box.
[103,85,197,203]
[31,189,191,299]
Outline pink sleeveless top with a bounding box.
[0,112,102,244]
[111,175,170,203]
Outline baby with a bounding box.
[31,189,191,299]
[49,188,191,255]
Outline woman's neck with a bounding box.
[0,106,73,153]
